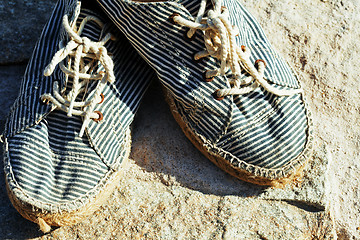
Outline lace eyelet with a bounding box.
[241,45,246,52]
[213,90,224,101]
[92,111,103,123]
[203,70,214,82]
[255,59,266,68]
[40,97,50,105]
[169,13,180,25]
[193,56,202,63]
[193,53,204,63]
[98,93,105,104]
[183,30,196,42]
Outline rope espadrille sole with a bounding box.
[95,0,314,187]
[3,1,156,233]
[4,128,131,233]
[164,89,314,188]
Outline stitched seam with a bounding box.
[176,92,313,179]
[88,84,124,168]
[4,130,130,213]
[218,95,313,178]
[224,95,287,145]
[139,5,201,117]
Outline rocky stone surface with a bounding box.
[1,0,359,239]
[0,0,57,64]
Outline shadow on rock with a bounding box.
[0,146,46,239]
[130,80,268,198]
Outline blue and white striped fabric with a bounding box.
[3,0,154,212]
[97,0,312,180]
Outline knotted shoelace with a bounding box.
[171,0,302,99]
[41,4,115,137]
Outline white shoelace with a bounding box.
[41,4,115,137]
[171,0,302,98]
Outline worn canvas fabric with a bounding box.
[3,0,154,229]
[96,0,313,186]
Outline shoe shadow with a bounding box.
[130,80,268,198]
[0,130,46,239]
[0,65,47,238]
[0,70,265,239]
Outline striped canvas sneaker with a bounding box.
[2,0,153,232]
[97,0,313,187]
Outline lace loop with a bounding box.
[41,4,115,137]
[172,0,302,98]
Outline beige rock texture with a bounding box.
[0,0,359,239]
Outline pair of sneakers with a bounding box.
[2,0,312,232]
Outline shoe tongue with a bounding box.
[129,0,213,17]
[180,0,212,16]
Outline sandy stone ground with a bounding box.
[0,0,359,239]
